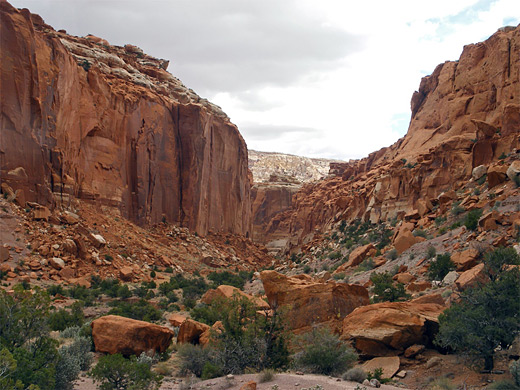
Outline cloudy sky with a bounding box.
[9,0,520,160]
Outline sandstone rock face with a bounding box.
[201,285,270,310]
[91,315,174,356]
[177,319,210,345]
[0,2,251,237]
[260,270,369,331]
[255,25,520,250]
[341,299,445,356]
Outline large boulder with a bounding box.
[455,263,488,290]
[91,315,174,356]
[260,270,369,331]
[341,298,445,356]
[487,164,508,188]
[201,285,269,310]
[393,229,425,254]
[177,319,210,345]
[451,248,480,271]
[506,160,520,182]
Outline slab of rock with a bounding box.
[168,313,187,327]
[261,270,369,331]
[487,164,508,188]
[345,243,376,268]
[361,356,400,379]
[404,344,425,358]
[201,285,269,310]
[472,165,488,180]
[507,161,520,182]
[91,315,174,356]
[451,248,480,271]
[456,263,488,290]
[49,257,65,270]
[240,381,257,390]
[119,266,134,281]
[33,205,51,221]
[479,211,498,230]
[442,270,459,285]
[394,229,425,254]
[177,318,210,345]
[342,298,444,356]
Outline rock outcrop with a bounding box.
[0,1,251,236]
[177,318,211,345]
[201,284,270,310]
[256,24,520,250]
[91,315,174,356]
[341,297,445,357]
[260,270,369,331]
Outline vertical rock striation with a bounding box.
[0,2,251,236]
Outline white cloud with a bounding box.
[8,0,520,160]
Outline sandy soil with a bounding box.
[75,372,409,390]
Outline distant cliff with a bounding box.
[0,1,251,236]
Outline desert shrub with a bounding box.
[435,216,447,227]
[55,336,92,390]
[370,272,410,302]
[259,368,276,383]
[177,344,217,377]
[426,245,437,259]
[48,301,85,331]
[435,253,520,370]
[90,353,161,390]
[413,229,428,238]
[108,299,162,322]
[386,248,398,260]
[154,361,173,376]
[484,246,520,281]
[294,326,357,375]
[514,175,520,188]
[207,270,253,290]
[357,258,375,272]
[303,265,311,274]
[201,362,223,379]
[343,367,367,383]
[190,302,222,325]
[451,203,465,216]
[511,359,520,386]
[47,284,65,296]
[427,253,455,281]
[428,377,455,390]
[464,208,483,231]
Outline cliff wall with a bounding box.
[0,2,251,236]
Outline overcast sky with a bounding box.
[9,0,520,160]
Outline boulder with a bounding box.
[199,321,224,347]
[506,160,520,182]
[404,344,425,358]
[49,257,65,270]
[119,266,134,281]
[345,243,376,268]
[361,356,400,379]
[260,270,369,331]
[201,285,269,310]
[479,211,498,230]
[394,272,415,284]
[407,281,431,292]
[33,205,51,221]
[487,164,508,188]
[442,270,459,285]
[394,229,425,254]
[240,381,257,390]
[177,319,210,345]
[91,315,174,356]
[472,165,488,180]
[342,298,444,356]
[168,313,187,327]
[455,263,488,290]
[0,246,10,262]
[451,248,480,271]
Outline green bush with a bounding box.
[90,353,161,390]
[370,272,410,302]
[108,299,163,322]
[48,301,85,331]
[484,246,520,281]
[177,344,217,377]
[259,368,276,383]
[413,229,428,238]
[294,326,357,375]
[464,208,483,231]
[343,367,367,383]
[427,253,455,281]
[386,249,398,260]
[426,245,437,259]
[435,251,520,370]
[357,258,375,272]
[55,336,92,390]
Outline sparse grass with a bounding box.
[259,369,276,383]
[426,245,436,259]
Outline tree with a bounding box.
[370,272,410,302]
[294,326,357,375]
[435,248,520,370]
[90,353,161,390]
[427,253,455,281]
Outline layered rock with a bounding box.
[260,270,369,331]
[257,25,520,250]
[91,315,174,356]
[341,297,445,357]
[0,2,251,236]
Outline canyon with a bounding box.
[1,2,520,389]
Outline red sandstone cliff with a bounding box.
[0,1,251,236]
[260,25,520,251]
